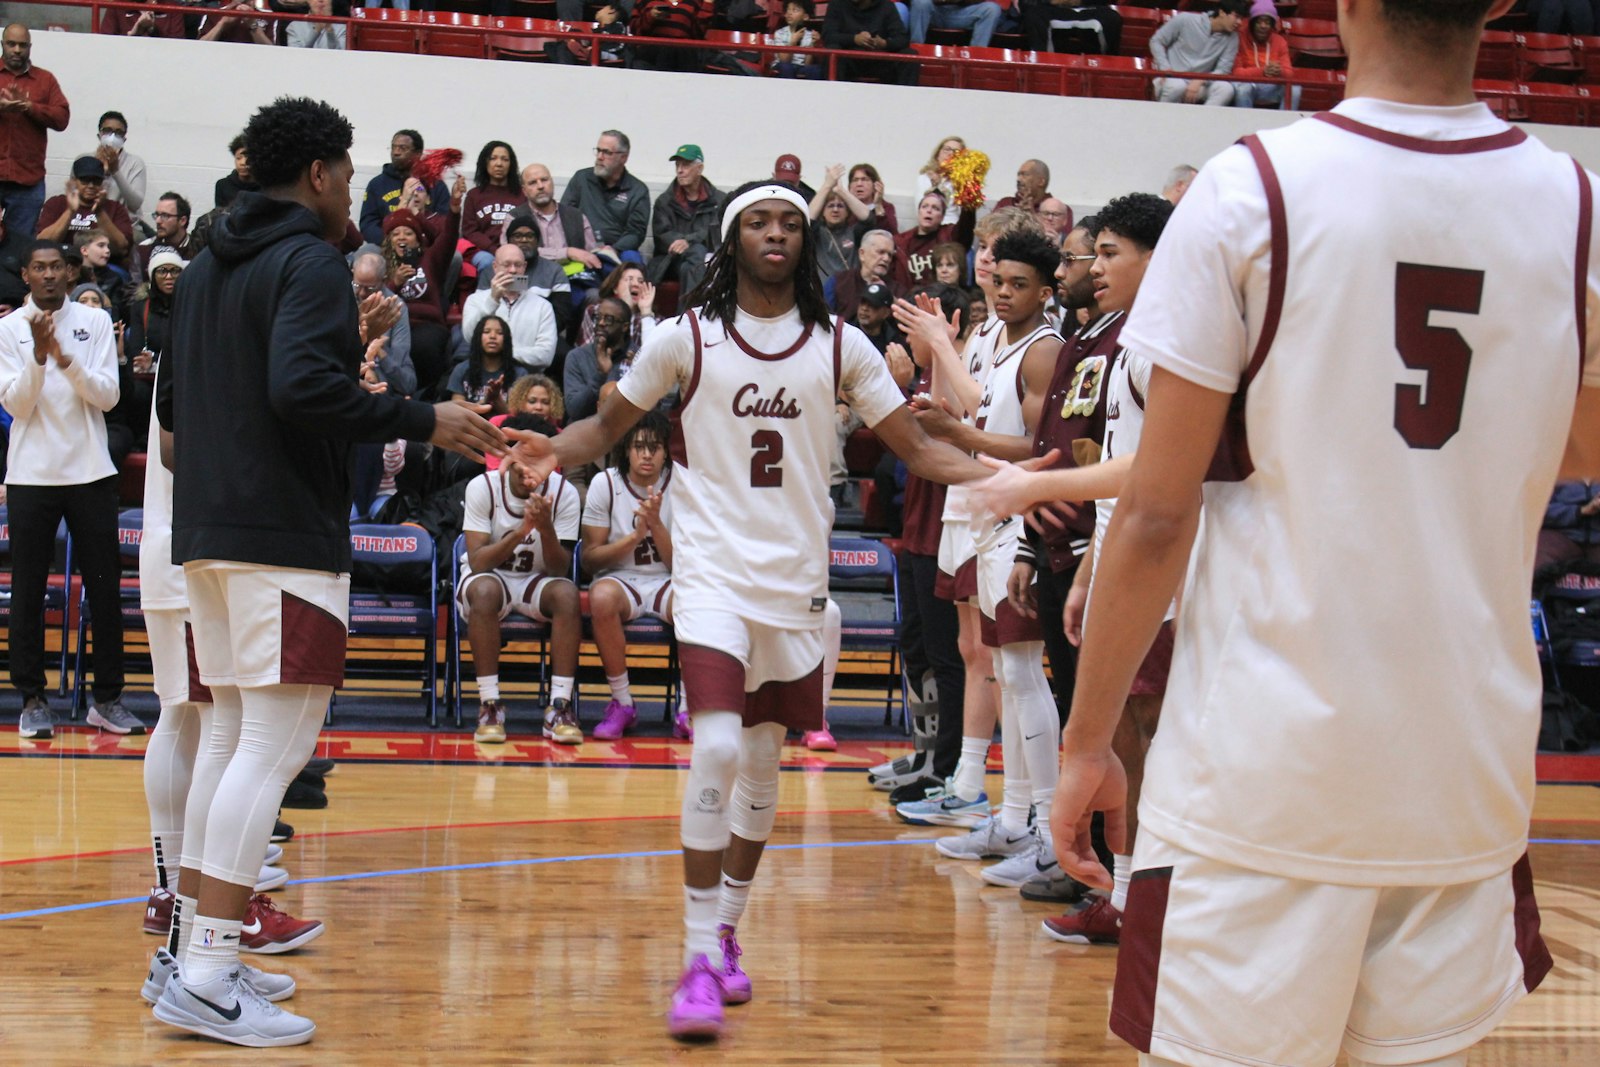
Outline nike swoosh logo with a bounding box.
[189,990,243,1021]
[241,920,262,935]
[1034,858,1059,874]
[1005,834,1030,845]
[751,803,773,810]
[1024,732,1044,741]
[222,934,239,943]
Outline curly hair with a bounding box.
[473,140,520,189]
[991,229,1062,287]
[685,180,831,330]
[508,374,565,425]
[1094,193,1173,253]
[616,409,671,479]
[243,97,353,191]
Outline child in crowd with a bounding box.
[772,0,822,79]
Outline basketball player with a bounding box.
[507,180,989,1041]
[153,97,502,1047]
[907,230,1067,890]
[460,415,582,744]
[889,208,1039,827]
[986,0,1600,1062]
[979,193,1175,941]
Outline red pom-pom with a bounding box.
[412,147,464,188]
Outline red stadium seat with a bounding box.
[425,26,489,57]
[1476,30,1516,80]
[1292,0,1335,18]
[1576,34,1600,84]
[1473,78,1526,120]
[1518,82,1591,124]
[1282,17,1345,69]
[487,31,554,59]
[349,14,419,53]
[1515,32,1582,83]
[1078,54,1150,100]
[1294,68,1346,111]
[1113,5,1161,57]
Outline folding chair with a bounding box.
[828,535,908,728]
[575,541,681,722]
[447,533,558,726]
[345,524,440,725]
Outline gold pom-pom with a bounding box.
[941,149,990,211]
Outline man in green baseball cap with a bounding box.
[648,144,723,310]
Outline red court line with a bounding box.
[0,808,883,869]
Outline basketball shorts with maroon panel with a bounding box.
[675,605,826,732]
[183,561,349,690]
[973,516,1043,649]
[591,573,674,622]
[1111,834,1552,1067]
[935,519,979,603]
[455,566,574,623]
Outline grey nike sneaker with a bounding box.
[934,815,1035,860]
[87,696,145,735]
[142,949,297,1006]
[981,834,1050,887]
[18,696,55,740]
[153,968,314,1047]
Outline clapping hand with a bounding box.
[358,292,403,345]
[28,310,59,367]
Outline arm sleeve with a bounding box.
[64,309,120,411]
[462,476,492,534]
[840,325,912,428]
[651,192,683,248]
[460,292,489,345]
[616,320,692,411]
[1149,17,1175,66]
[821,4,853,48]
[880,3,908,49]
[266,246,437,444]
[1120,146,1263,395]
[615,180,650,252]
[560,175,582,212]
[1585,168,1600,389]
[428,181,451,216]
[0,321,46,420]
[459,190,493,252]
[386,305,414,385]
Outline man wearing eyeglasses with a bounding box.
[561,129,649,267]
[135,192,199,283]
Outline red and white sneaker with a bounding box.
[1041,895,1122,945]
[802,728,836,751]
[239,893,325,954]
[143,886,175,936]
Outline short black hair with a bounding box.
[1076,213,1100,240]
[26,238,64,267]
[395,128,423,153]
[618,410,671,478]
[991,229,1061,286]
[1216,0,1251,16]
[97,110,127,131]
[473,139,520,189]
[1379,0,1495,33]
[228,132,247,156]
[244,97,354,191]
[597,295,632,321]
[503,412,558,438]
[1094,193,1172,254]
[784,0,814,12]
[159,191,191,222]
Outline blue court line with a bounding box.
[0,838,928,924]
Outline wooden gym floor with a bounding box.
[0,730,1597,1065]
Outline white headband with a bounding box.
[720,184,811,241]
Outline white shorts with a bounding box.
[937,517,977,579]
[675,605,825,731]
[592,572,673,622]
[455,568,572,623]
[145,607,195,708]
[972,516,1021,621]
[184,561,350,689]
[1112,833,1551,1067]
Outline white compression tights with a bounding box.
[1141,1054,1468,1067]
[999,641,1057,827]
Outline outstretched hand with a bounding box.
[430,398,505,463]
[501,423,559,486]
[1050,745,1129,891]
[970,451,1074,523]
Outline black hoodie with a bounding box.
[157,192,436,574]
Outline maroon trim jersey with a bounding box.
[899,365,947,557]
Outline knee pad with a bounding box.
[680,711,742,851]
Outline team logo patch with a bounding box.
[699,788,720,806]
[73,329,89,341]
[811,597,827,612]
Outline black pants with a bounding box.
[1032,556,1082,729]
[1019,0,1120,54]
[906,552,965,779]
[8,476,124,702]
[411,321,452,400]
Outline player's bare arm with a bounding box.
[870,404,992,485]
[928,333,1060,462]
[972,452,1136,520]
[580,514,645,574]
[1051,366,1220,888]
[464,521,532,575]
[638,490,673,569]
[895,296,979,415]
[529,493,572,578]
[508,387,647,485]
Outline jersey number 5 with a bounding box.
[1393,263,1484,450]
[750,430,783,487]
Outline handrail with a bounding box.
[46,0,1600,123]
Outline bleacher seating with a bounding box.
[345,524,441,725]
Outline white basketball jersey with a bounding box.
[943,317,1006,523]
[461,467,581,577]
[973,321,1057,440]
[580,465,675,578]
[1090,345,1150,572]
[1122,99,1598,885]
[619,306,905,629]
[139,385,186,611]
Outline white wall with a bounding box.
[32,30,1600,230]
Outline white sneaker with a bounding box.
[934,815,1035,861]
[255,865,288,892]
[141,948,296,1005]
[867,750,933,791]
[980,834,1048,887]
[153,968,314,1047]
[263,843,284,867]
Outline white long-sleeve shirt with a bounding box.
[460,288,558,373]
[0,300,120,486]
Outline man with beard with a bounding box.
[0,25,68,241]
[358,129,449,246]
[563,294,631,424]
[562,129,649,262]
[135,192,200,281]
[37,156,132,262]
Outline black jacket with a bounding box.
[821,0,909,52]
[157,192,436,573]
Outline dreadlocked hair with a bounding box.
[684,180,833,331]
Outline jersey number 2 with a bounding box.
[1393,263,1484,450]
[750,430,783,487]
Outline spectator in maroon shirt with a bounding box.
[894,189,975,286]
[846,163,898,238]
[382,175,466,397]
[197,0,275,44]
[98,4,187,38]
[0,25,69,241]
[37,157,134,264]
[993,159,1053,215]
[462,140,522,278]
